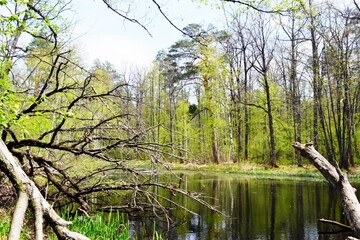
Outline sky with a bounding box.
[71,0,225,69]
[70,0,355,70]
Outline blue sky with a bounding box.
[71,0,225,69]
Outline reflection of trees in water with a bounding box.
[296,183,304,239]
[317,185,350,240]
[121,175,355,239]
[189,215,201,232]
[270,182,276,240]
[208,177,220,239]
[327,186,337,220]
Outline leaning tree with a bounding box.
[293,142,360,239]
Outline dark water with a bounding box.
[123,173,358,239]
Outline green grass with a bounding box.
[0,210,32,240]
[164,161,360,182]
[0,208,162,240]
[152,222,163,240]
[49,210,164,240]
[49,211,130,240]
[0,220,10,239]
[170,162,318,175]
[122,159,360,182]
[0,222,32,240]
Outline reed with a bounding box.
[49,211,130,240]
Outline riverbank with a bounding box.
[159,162,360,182]
[70,157,360,182]
[2,161,360,239]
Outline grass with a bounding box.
[0,208,162,240]
[49,211,131,240]
[0,208,33,239]
[0,220,10,240]
[170,162,319,175]
[49,210,164,240]
[162,161,360,182]
[0,218,31,240]
[122,159,360,182]
[61,152,360,183]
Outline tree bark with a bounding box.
[292,142,360,238]
[0,139,89,240]
[263,69,277,167]
[288,14,302,167]
[8,190,28,239]
[204,73,220,164]
[308,0,321,151]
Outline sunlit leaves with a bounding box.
[0,61,18,128]
[195,0,306,13]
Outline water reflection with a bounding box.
[128,173,358,240]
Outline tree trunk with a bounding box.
[292,142,360,238]
[204,73,220,164]
[212,128,220,164]
[288,15,302,167]
[264,73,277,167]
[228,112,237,163]
[0,139,89,240]
[243,48,250,161]
[308,0,319,150]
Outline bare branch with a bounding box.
[223,0,287,15]
[151,0,206,45]
[101,0,153,37]
[0,139,90,240]
[318,218,352,231]
[26,3,58,50]
[354,0,360,12]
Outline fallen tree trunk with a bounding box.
[0,139,89,240]
[293,142,360,238]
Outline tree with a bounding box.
[156,24,229,164]
[278,7,306,166]
[293,142,360,238]
[0,1,220,238]
[250,13,278,167]
[306,0,322,151]
[0,139,89,240]
[156,50,185,157]
[319,4,360,169]
[223,10,254,162]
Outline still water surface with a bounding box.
[125,173,358,240]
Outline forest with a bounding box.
[151,0,360,169]
[0,0,360,239]
[98,0,360,169]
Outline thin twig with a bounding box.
[101,0,152,37]
[318,218,352,231]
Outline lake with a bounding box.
[113,172,358,239]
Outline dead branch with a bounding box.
[223,0,288,14]
[101,0,152,37]
[318,218,352,231]
[0,139,90,240]
[293,142,360,238]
